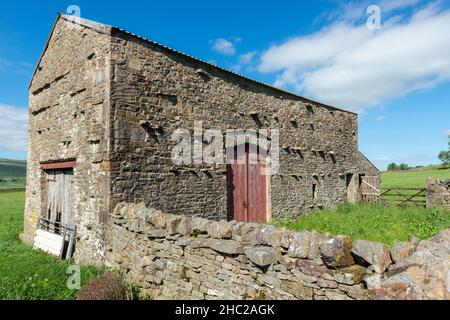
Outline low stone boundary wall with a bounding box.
[427,178,450,210]
[105,202,449,300]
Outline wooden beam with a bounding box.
[380,199,426,204]
[41,160,77,170]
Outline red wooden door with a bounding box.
[228,144,267,223]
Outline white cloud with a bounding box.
[320,0,424,23]
[443,129,450,137]
[210,39,236,55]
[258,3,450,113]
[0,104,28,152]
[239,51,257,64]
[376,115,386,122]
[232,51,258,72]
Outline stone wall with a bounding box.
[23,16,113,265]
[105,202,449,300]
[427,178,450,210]
[108,28,372,220]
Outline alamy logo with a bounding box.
[171,121,280,175]
[65,5,82,30]
[367,5,382,30]
[66,265,81,290]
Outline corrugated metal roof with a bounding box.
[31,13,356,115]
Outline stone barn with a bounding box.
[21,15,379,264]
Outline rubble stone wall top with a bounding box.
[427,178,450,210]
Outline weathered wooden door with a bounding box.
[359,176,381,203]
[47,169,74,233]
[346,173,355,203]
[228,144,267,223]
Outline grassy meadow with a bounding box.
[381,167,450,189]
[274,203,450,245]
[276,166,450,244]
[0,192,103,299]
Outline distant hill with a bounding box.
[382,163,450,173]
[0,158,27,177]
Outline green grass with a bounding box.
[0,192,103,300]
[381,167,450,189]
[274,203,450,246]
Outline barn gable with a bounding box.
[23,15,113,265]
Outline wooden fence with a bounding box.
[364,187,427,207]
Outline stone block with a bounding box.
[192,217,210,234]
[166,215,183,235]
[207,220,233,239]
[175,216,192,236]
[148,210,167,229]
[352,240,392,273]
[206,239,244,255]
[323,265,367,285]
[320,236,354,268]
[261,226,284,247]
[243,246,281,267]
[287,231,311,258]
[390,242,413,263]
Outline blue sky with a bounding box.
[0,0,449,170]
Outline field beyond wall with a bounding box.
[381,167,450,188]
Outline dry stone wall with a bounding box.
[427,178,450,210]
[105,202,450,300]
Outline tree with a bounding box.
[387,163,398,171]
[438,134,450,165]
[399,163,409,171]
[439,150,450,165]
